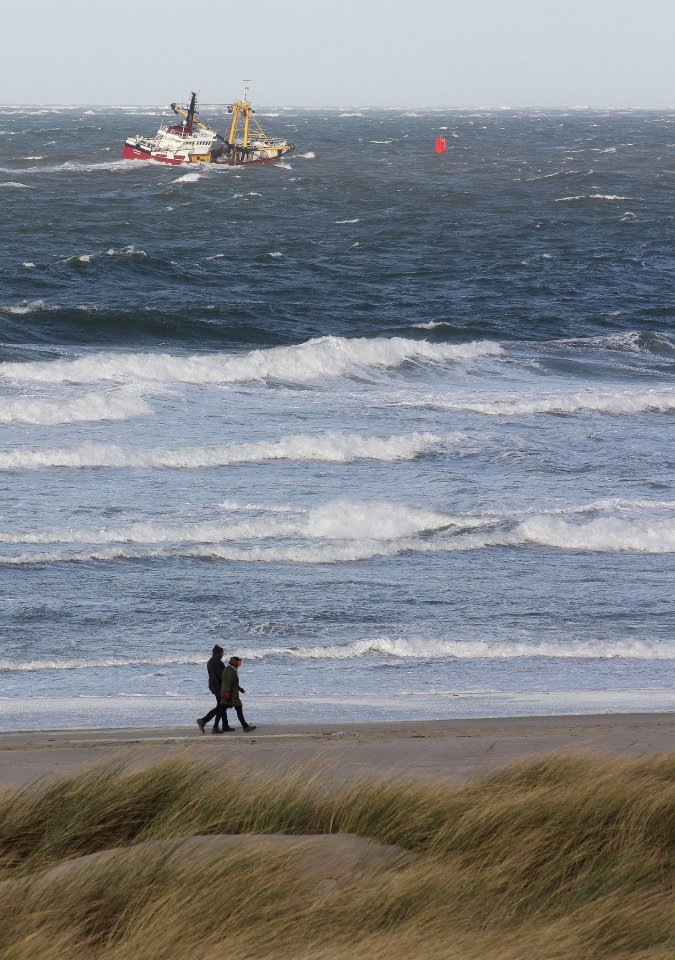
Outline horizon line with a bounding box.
[1,103,675,112]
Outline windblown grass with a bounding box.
[0,752,673,959]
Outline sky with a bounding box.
[2,0,674,107]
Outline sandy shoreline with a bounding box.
[0,712,672,790]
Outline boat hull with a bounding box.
[122,143,184,165]
[123,141,289,167]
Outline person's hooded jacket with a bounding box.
[207,654,224,698]
[220,657,243,707]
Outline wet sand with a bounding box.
[0,713,672,790]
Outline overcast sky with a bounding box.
[3,0,674,107]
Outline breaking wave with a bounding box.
[0,655,202,673]
[2,636,672,672]
[234,636,675,662]
[514,515,675,553]
[0,501,468,546]
[0,503,671,562]
[0,388,152,425]
[553,330,675,359]
[0,431,447,470]
[0,335,504,386]
[405,388,675,417]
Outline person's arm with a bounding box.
[221,667,233,703]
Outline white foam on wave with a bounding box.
[298,151,316,158]
[1,506,671,564]
[0,655,202,673]
[0,431,447,471]
[404,387,675,417]
[555,331,655,354]
[555,193,634,203]
[412,321,453,330]
[0,542,403,566]
[219,499,298,514]
[0,388,152,426]
[4,299,49,314]
[0,501,461,547]
[0,159,133,175]
[516,170,583,182]
[0,335,503,386]
[2,637,671,674]
[174,172,201,183]
[514,515,675,553]
[0,181,32,189]
[106,244,146,258]
[335,218,360,224]
[236,636,675,662]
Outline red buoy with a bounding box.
[435,136,447,154]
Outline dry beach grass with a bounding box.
[0,752,673,959]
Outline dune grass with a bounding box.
[0,752,673,959]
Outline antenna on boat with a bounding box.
[243,81,251,103]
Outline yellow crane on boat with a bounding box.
[223,83,294,164]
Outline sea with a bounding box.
[0,105,673,731]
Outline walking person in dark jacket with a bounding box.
[221,656,256,731]
[196,645,233,734]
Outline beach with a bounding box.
[1,712,673,959]
[1,712,672,790]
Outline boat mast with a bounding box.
[184,92,197,135]
[228,81,252,148]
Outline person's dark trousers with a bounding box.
[231,705,252,729]
[200,696,230,730]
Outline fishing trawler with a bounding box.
[122,87,294,167]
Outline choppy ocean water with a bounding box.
[0,105,673,730]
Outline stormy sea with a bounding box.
[0,105,673,730]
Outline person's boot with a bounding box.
[212,727,223,735]
[196,718,206,734]
[243,724,256,731]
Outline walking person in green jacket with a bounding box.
[221,656,256,731]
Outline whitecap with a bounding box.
[0,431,447,470]
[234,636,675,662]
[4,299,49,314]
[516,515,675,554]
[105,245,146,257]
[0,388,152,426]
[0,335,504,387]
[401,387,675,417]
